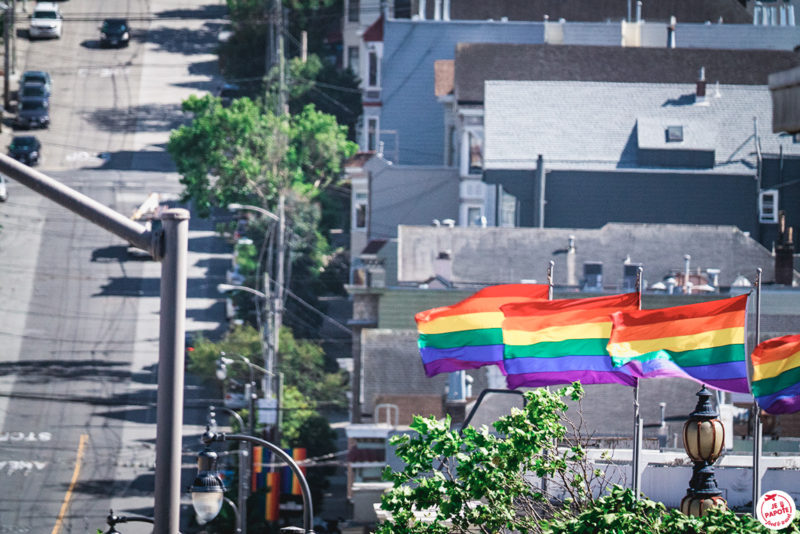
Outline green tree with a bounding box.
[167,95,356,216]
[377,385,591,534]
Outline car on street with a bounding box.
[99,18,130,48]
[15,96,50,129]
[8,135,41,166]
[20,71,52,94]
[19,82,50,99]
[28,2,63,40]
[218,83,240,107]
[0,175,7,202]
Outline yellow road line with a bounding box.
[51,433,88,534]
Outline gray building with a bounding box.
[481,80,800,245]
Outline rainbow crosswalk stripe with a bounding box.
[501,293,652,388]
[416,284,550,376]
[607,294,750,393]
[751,334,800,415]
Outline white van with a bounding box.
[29,2,63,40]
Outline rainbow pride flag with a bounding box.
[607,294,750,393]
[416,284,550,376]
[751,334,800,415]
[501,293,649,388]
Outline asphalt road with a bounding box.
[0,0,229,530]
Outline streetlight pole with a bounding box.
[210,406,247,534]
[193,429,315,533]
[0,155,187,534]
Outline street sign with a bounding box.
[257,398,278,425]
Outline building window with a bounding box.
[348,0,359,22]
[366,117,378,151]
[468,130,483,173]
[367,49,379,87]
[354,193,368,229]
[394,0,411,18]
[466,207,482,226]
[447,125,457,167]
[666,125,684,143]
[348,46,359,76]
[500,190,517,227]
[759,189,779,223]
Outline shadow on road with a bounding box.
[135,19,225,56]
[83,103,188,134]
[0,359,131,382]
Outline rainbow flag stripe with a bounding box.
[501,293,658,388]
[751,334,800,415]
[607,294,749,393]
[416,284,550,376]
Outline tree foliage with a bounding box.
[378,383,800,534]
[167,95,356,217]
[377,385,592,534]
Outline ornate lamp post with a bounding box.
[190,428,315,533]
[680,386,727,516]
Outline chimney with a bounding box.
[636,0,642,22]
[667,16,676,48]
[695,67,707,105]
[775,211,795,285]
[566,235,577,287]
[434,250,453,282]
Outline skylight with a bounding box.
[666,125,684,143]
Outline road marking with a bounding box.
[50,434,88,534]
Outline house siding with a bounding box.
[543,170,759,235]
[381,20,546,166]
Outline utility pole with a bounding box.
[3,6,9,111]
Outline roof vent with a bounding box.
[696,67,708,106]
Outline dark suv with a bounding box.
[99,19,130,48]
[9,136,42,166]
[15,97,50,129]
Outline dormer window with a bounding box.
[666,125,684,143]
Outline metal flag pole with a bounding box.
[632,266,644,500]
[752,268,763,514]
[547,260,555,300]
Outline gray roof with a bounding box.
[380,19,800,166]
[397,223,792,287]
[484,80,800,173]
[366,157,460,239]
[439,0,751,24]
[455,44,800,103]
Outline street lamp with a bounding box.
[190,448,226,524]
[228,202,279,221]
[192,428,315,533]
[680,386,727,517]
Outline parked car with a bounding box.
[20,71,52,94]
[218,83,240,107]
[99,18,130,48]
[0,175,7,202]
[8,136,41,166]
[28,2,63,40]
[15,96,50,129]
[19,82,50,99]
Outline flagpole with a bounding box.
[632,265,644,500]
[752,268,763,513]
[547,260,554,300]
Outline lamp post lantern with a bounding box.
[191,428,315,533]
[680,386,727,517]
[190,448,226,524]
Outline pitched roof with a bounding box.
[363,15,384,42]
[397,223,792,287]
[455,44,800,103]
[443,0,751,24]
[434,59,455,97]
[483,80,800,173]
